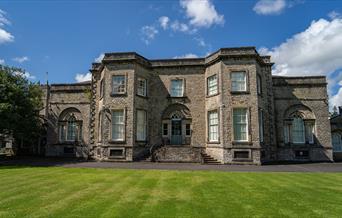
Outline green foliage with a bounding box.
[0,167,342,217]
[0,65,43,145]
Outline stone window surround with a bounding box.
[206,74,219,97]
[169,77,186,98]
[137,77,147,97]
[230,70,250,94]
[232,149,252,161]
[207,109,220,144]
[58,117,83,143]
[111,73,128,96]
[257,73,262,96]
[109,108,127,144]
[231,107,251,144]
[258,108,264,143]
[108,147,126,159]
[136,108,148,142]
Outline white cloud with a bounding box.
[170,20,195,33]
[75,73,91,83]
[94,53,104,63]
[0,9,14,44]
[328,11,341,20]
[173,53,199,59]
[195,37,206,47]
[259,17,342,109]
[180,0,224,28]
[0,59,4,65]
[13,71,35,80]
[159,16,170,29]
[253,0,286,15]
[141,25,158,44]
[12,56,29,63]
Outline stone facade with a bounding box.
[41,47,334,164]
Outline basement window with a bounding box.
[234,151,249,159]
[295,150,309,159]
[109,148,124,158]
[64,147,74,154]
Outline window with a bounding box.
[100,79,104,98]
[305,122,314,144]
[112,110,125,141]
[137,78,147,96]
[98,113,102,142]
[112,75,126,94]
[257,74,262,95]
[259,109,264,142]
[163,123,168,136]
[207,75,218,96]
[234,151,249,159]
[186,123,191,136]
[292,117,305,144]
[332,132,342,152]
[170,79,184,97]
[231,72,247,92]
[208,110,219,142]
[233,108,248,141]
[284,124,290,144]
[109,148,124,158]
[136,110,147,141]
[58,114,82,142]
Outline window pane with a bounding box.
[112,110,124,140]
[137,110,146,141]
[305,123,314,144]
[112,76,126,94]
[284,124,289,144]
[186,124,191,136]
[67,116,77,141]
[137,78,146,96]
[163,123,168,136]
[231,72,246,92]
[332,133,342,152]
[208,111,219,142]
[233,108,248,141]
[171,80,183,97]
[257,75,262,94]
[259,110,264,142]
[207,75,218,96]
[292,117,305,143]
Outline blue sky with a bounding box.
[0,0,342,108]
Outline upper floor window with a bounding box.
[112,75,126,95]
[257,74,262,95]
[170,79,184,97]
[233,108,248,142]
[137,77,147,97]
[207,75,218,96]
[112,110,125,141]
[231,72,247,92]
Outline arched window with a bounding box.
[332,132,342,152]
[292,116,305,144]
[58,108,82,142]
[283,105,315,145]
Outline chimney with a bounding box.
[339,106,342,115]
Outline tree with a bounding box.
[0,65,43,151]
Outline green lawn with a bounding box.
[0,167,342,218]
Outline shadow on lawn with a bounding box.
[0,156,90,169]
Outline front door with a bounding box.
[171,119,182,145]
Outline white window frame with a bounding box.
[233,108,249,142]
[207,74,218,96]
[231,72,247,92]
[111,110,125,141]
[208,110,219,142]
[112,75,126,95]
[137,77,147,97]
[170,79,184,97]
[136,110,147,141]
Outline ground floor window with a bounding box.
[112,110,125,141]
[283,116,315,144]
[332,132,342,152]
[136,110,147,141]
[58,115,82,142]
[208,110,219,142]
[233,108,248,142]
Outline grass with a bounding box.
[0,167,341,218]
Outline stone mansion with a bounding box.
[40,47,334,164]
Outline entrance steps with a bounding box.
[201,153,221,165]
